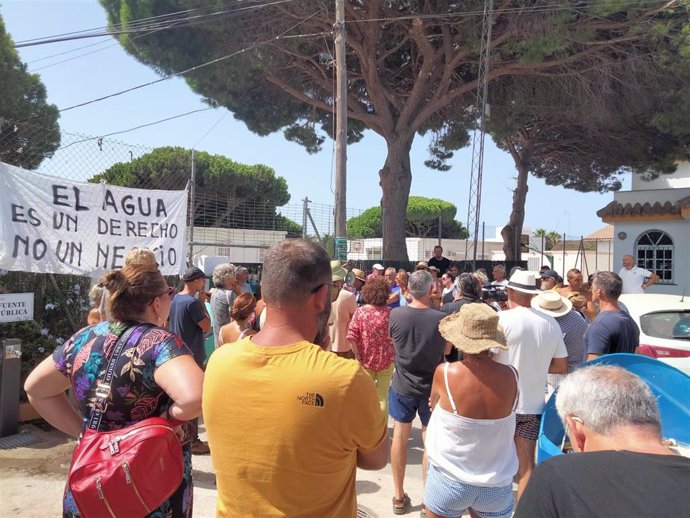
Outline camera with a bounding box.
[481,284,508,303]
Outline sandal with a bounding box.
[392,493,411,515]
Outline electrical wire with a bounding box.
[20,0,255,45]
[57,107,215,151]
[344,0,676,24]
[57,13,326,114]
[20,0,674,51]
[15,0,300,48]
[192,111,229,150]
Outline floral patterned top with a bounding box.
[52,321,194,518]
[346,305,395,372]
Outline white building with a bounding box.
[347,227,544,267]
[597,163,690,295]
[544,225,615,279]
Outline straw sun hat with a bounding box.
[531,291,572,318]
[439,303,507,354]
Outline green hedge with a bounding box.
[0,271,93,399]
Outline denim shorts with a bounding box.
[424,463,514,518]
[388,387,432,426]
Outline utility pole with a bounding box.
[464,0,494,270]
[333,0,347,260]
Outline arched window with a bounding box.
[635,230,673,284]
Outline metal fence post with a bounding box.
[0,339,22,437]
[188,150,196,266]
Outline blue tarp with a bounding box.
[537,354,690,463]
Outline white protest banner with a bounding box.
[0,162,188,276]
[0,293,34,323]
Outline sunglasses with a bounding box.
[311,283,342,302]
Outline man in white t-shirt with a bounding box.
[494,270,568,501]
[619,255,659,294]
[491,264,509,287]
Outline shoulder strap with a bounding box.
[508,365,520,412]
[443,362,458,415]
[226,289,231,306]
[88,324,141,432]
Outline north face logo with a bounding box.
[297,392,325,407]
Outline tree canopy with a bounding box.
[485,60,689,258]
[347,196,468,239]
[0,15,60,169]
[90,146,300,233]
[100,0,690,260]
[533,229,562,251]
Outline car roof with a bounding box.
[619,294,690,317]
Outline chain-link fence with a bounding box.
[0,119,367,262]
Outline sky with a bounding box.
[2,0,627,239]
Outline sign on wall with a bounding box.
[0,162,188,276]
[0,293,34,323]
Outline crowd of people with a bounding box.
[22,241,688,518]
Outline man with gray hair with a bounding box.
[235,266,253,294]
[515,365,690,517]
[491,264,509,286]
[210,263,241,346]
[389,269,449,514]
[203,239,389,517]
[586,271,639,360]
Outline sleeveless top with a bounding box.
[426,362,519,487]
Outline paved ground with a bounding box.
[0,418,444,518]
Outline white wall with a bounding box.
[346,237,509,262]
[190,227,287,263]
[613,186,690,206]
[548,251,612,279]
[631,162,690,190]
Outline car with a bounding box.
[618,294,690,375]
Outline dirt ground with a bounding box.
[0,422,413,518]
[0,423,222,518]
[0,425,73,517]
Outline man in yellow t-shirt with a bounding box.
[203,239,390,518]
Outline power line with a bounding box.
[192,111,229,150]
[57,107,215,150]
[29,12,193,73]
[57,14,326,114]
[19,0,254,45]
[15,0,300,49]
[344,0,676,23]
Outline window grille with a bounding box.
[635,231,673,284]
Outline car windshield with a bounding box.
[639,311,690,340]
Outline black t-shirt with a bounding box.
[441,297,476,315]
[428,256,451,274]
[515,451,690,518]
[168,293,206,367]
[585,310,640,356]
[389,306,446,398]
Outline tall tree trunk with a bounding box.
[501,139,530,261]
[379,135,414,261]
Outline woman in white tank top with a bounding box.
[424,303,519,518]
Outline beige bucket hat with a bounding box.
[439,303,507,354]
